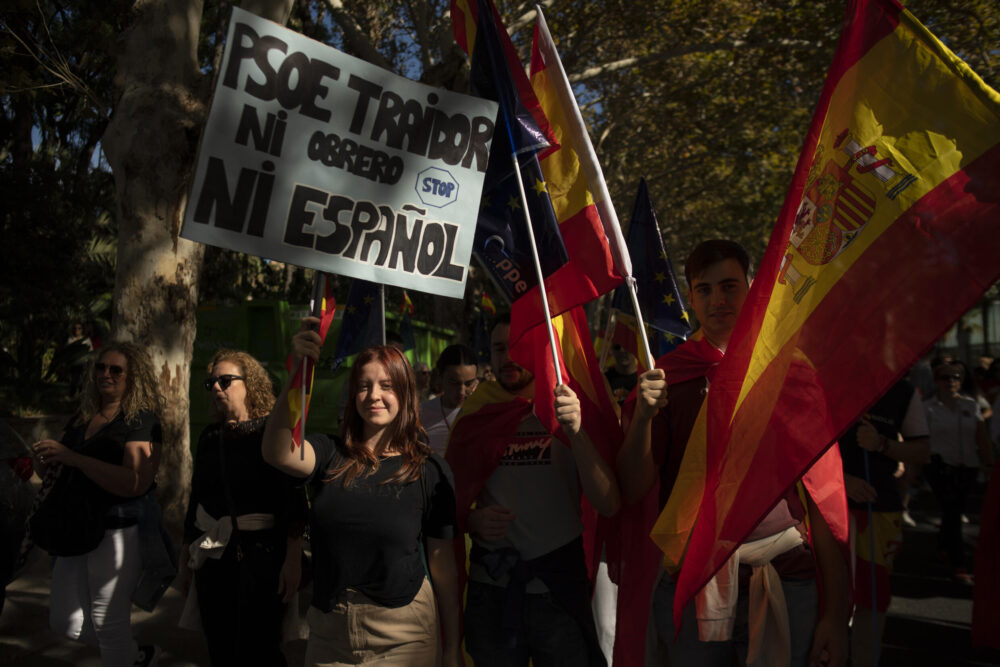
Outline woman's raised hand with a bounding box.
[291,317,323,366]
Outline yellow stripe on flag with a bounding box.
[650,400,709,574]
[531,66,595,222]
[735,12,1000,417]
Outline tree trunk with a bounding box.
[102,0,293,527]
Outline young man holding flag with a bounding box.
[446,316,620,667]
[617,240,849,667]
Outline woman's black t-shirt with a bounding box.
[59,409,162,508]
[306,433,457,610]
[183,418,307,545]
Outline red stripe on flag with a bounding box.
[831,0,901,78]
[510,205,621,344]
[845,181,876,209]
[835,203,865,229]
[450,0,476,54]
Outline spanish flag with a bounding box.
[399,290,414,317]
[453,1,626,343]
[500,9,629,456]
[509,10,626,342]
[481,291,496,316]
[662,0,1000,625]
[286,273,336,451]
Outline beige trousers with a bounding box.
[304,577,439,666]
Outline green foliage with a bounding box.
[530,0,1000,273]
[0,0,121,409]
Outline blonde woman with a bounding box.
[31,342,164,667]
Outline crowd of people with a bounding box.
[12,238,998,667]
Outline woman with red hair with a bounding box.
[263,317,460,667]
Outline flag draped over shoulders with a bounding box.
[445,381,532,532]
[446,306,622,589]
[669,0,1000,624]
[513,305,623,576]
[612,331,719,667]
[444,380,531,611]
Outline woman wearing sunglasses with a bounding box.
[263,317,461,667]
[30,342,164,667]
[178,349,307,665]
[924,362,993,584]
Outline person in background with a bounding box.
[478,363,496,383]
[66,322,94,397]
[177,349,307,666]
[604,344,638,406]
[982,359,1000,405]
[413,361,433,402]
[263,320,461,666]
[900,355,954,526]
[30,342,164,667]
[907,352,935,401]
[957,360,993,421]
[923,362,993,584]
[420,345,478,456]
[840,378,929,667]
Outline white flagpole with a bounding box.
[378,283,386,345]
[510,152,564,386]
[535,6,655,371]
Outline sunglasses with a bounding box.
[204,374,244,391]
[935,374,963,381]
[95,362,125,377]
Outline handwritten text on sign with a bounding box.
[181,7,498,298]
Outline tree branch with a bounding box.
[568,37,821,83]
[323,0,393,70]
[508,0,554,35]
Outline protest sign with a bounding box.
[181,6,499,299]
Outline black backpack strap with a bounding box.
[217,426,244,561]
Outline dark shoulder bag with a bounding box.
[29,466,108,557]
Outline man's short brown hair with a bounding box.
[684,239,752,287]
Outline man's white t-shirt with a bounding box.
[420,396,461,456]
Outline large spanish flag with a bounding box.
[501,9,629,453]
[662,0,1000,625]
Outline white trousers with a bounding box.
[50,525,141,667]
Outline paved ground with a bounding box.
[1,484,999,665]
[0,547,310,666]
[878,485,1000,667]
